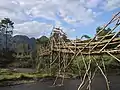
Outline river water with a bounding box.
[1,75,120,90]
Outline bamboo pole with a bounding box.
[50,55,59,65]
[99,30,120,52]
[50,37,54,75]
[75,12,120,57]
[90,24,120,52]
[56,37,120,47]
[107,51,120,62]
[92,56,110,90]
[61,38,75,54]
[54,41,120,50]
[77,56,92,90]
[80,12,120,51]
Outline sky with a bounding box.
[0,0,120,39]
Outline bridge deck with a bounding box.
[40,37,120,56]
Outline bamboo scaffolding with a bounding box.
[92,56,110,90]
[40,48,120,56]
[54,41,120,50]
[90,24,120,52]
[38,11,120,90]
[77,55,92,90]
[99,30,120,52]
[56,37,120,47]
[78,12,120,52]
[107,51,120,62]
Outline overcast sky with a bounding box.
[0,0,120,39]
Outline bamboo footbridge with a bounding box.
[38,12,120,90]
[40,12,120,57]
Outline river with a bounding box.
[1,74,120,90]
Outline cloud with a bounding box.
[16,0,97,25]
[14,21,52,38]
[57,0,96,25]
[0,0,120,38]
[102,0,120,11]
[0,0,30,23]
[55,21,62,27]
[86,0,103,8]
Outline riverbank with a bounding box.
[1,68,120,87]
[0,68,80,87]
[0,68,55,87]
[1,74,120,90]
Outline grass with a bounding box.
[0,68,55,86]
[0,68,52,82]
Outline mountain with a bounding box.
[0,34,36,53]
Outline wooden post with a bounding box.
[50,37,53,75]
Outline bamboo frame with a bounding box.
[38,11,120,90]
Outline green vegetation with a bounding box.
[0,17,120,87]
[0,18,14,51]
[37,36,49,44]
[72,55,120,75]
[0,70,50,81]
[0,18,15,67]
[96,27,112,36]
[35,26,120,76]
[0,68,53,86]
[80,35,91,40]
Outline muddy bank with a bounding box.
[1,74,120,90]
[1,68,120,89]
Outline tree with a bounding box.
[0,18,14,51]
[96,26,112,36]
[96,26,115,40]
[81,35,91,40]
[37,36,49,46]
